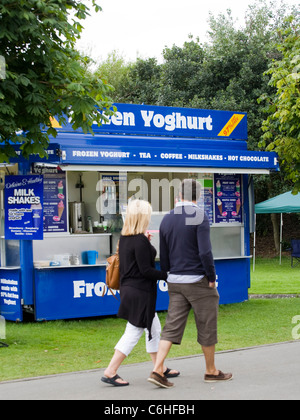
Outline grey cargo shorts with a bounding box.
[161,276,219,347]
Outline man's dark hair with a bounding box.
[180,179,201,202]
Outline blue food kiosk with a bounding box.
[0,103,279,321]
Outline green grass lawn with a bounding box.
[250,255,300,294]
[0,257,299,382]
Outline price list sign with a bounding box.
[214,174,242,223]
[43,173,67,233]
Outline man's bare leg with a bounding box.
[152,339,173,376]
[201,344,219,375]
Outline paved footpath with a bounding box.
[0,341,300,401]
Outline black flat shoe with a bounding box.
[101,374,129,386]
[164,367,180,378]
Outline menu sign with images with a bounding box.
[4,175,44,240]
[214,174,242,223]
[43,173,67,233]
[32,165,67,233]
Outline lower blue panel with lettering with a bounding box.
[0,269,23,322]
[34,266,170,321]
[33,259,249,321]
[156,259,249,306]
[34,266,118,320]
[158,260,249,306]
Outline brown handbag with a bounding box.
[104,241,120,298]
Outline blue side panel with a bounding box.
[215,259,249,305]
[0,269,23,321]
[156,281,169,311]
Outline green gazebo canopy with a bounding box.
[254,190,300,269]
[255,191,300,214]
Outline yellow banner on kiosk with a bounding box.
[49,116,62,128]
[218,114,245,137]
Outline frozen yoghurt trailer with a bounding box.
[0,104,279,321]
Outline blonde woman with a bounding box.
[101,200,179,386]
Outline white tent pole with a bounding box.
[279,212,283,265]
[253,213,256,272]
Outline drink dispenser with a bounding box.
[69,202,85,233]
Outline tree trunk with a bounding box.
[271,213,280,253]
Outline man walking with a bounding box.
[148,179,232,388]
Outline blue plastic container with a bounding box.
[81,251,87,264]
[86,250,98,265]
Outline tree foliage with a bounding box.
[158,37,205,106]
[97,54,162,105]
[0,0,114,162]
[98,0,297,201]
[259,16,300,192]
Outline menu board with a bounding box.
[214,174,242,223]
[4,175,44,240]
[32,165,67,233]
[43,173,67,233]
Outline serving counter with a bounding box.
[33,232,113,267]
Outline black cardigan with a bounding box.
[118,234,167,339]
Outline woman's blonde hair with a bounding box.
[121,199,152,236]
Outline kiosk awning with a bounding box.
[58,142,278,174]
[59,164,271,175]
[51,131,279,173]
[6,132,278,174]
